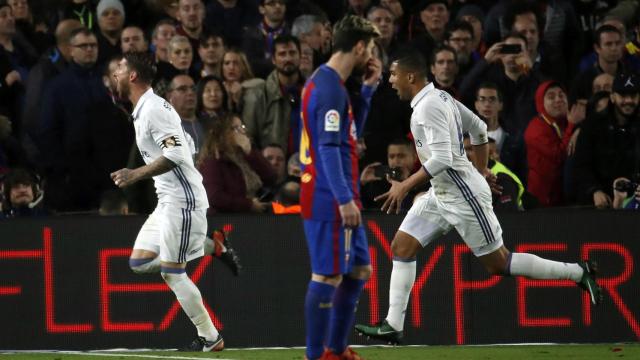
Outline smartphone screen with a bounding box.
[500,44,522,54]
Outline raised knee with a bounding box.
[391,237,419,259]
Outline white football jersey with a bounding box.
[131,88,209,210]
[410,83,489,203]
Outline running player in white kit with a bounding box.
[110,52,224,352]
[355,49,603,344]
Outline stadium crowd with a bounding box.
[1,0,640,219]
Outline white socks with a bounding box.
[509,253,583,282]
[129,257,161,274]
[386,260,416,331]
[162,272,219,341]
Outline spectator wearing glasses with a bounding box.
[242,0,289,79]
[167,74,204,152]
[198,113,276,213]
[444,20,477,80]
[35,27,114,211]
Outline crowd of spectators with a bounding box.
[1,0,640,219]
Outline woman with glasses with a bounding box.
[198,113,276,213]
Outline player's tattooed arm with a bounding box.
[111,156,177,188]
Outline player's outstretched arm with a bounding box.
[375,168,430,214]
[111,156,177,188]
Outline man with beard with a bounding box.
[243,35,305,154]
[573,73,640,208]
[0,168,47,218]
[110,51,225,351]
[298,15,381,360]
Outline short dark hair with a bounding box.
[430,44,457,67]
[392,47,428,78]
[594,24,622,46]
[264,143,285,152]
[99,190,128,215]
[2,168,39,204]
[273,34,301,52]
[332,15,380,53]
[196,75,228,115]
[476,81,503,102]
[199,29,225,45]
[124,51,157,85]
[503,0,543,34]
[446,20,474,40]
[104,54,124,76]
[388,137,413,148]
[152,19,176,39]
[69,27,95,43]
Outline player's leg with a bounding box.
[159,207,223,351]
[450,193,603,305]
[202,229,242,276]
[129,210,161,274]
[356,194,450,344]
[303,220,341,360]
[327,226,370,357]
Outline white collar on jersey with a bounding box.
[410,82,434,109]
[131,87,155,121]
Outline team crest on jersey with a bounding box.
[160,135,182,149]
[324,110,340,132]
[163,101,173,111]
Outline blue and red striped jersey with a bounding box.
[299,65,361,221]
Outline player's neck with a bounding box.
[129,85,151,109]
[410,80,430,99]
[326,52,355,81]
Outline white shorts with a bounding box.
[133,203,207,263]
[398,189,503,256]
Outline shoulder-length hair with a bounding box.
[196,75,229,115]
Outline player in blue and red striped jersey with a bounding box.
[299,15,382,360]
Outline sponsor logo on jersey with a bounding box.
[324,109,340,132]
[301,173,313,183]
[160,135,182,149]
[140,150,151,158]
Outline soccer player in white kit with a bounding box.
[355,49,603,344]
[110,52,224,352]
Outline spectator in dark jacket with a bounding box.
[35,28,116,212]
[1,168,48,218]
[206,0,259,48]
[572,73,640,208]
[242,0,288,79]
[94,0,125,67]
[175,0,206,64]
[198,113,276,213]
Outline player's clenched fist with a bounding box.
[111,168,139,188]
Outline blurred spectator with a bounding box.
[155,0,179,21]
[460,33,543,182]
[299,40,314,78]
[34,28,117,212]
[592,72,613,94]
[98,189,129,215]
[198,113,276,213]
[360,138,422,210]
[291,14,323,54]
[150,19,176,63]
[0,168,47,218]
[22,19,82,162]
[196,75,228,122]
[474,82,506,153]
[465,136,523,211]
[579,16,640,75]
[95,0,125,66]
[243,34,303,152]
[156,35,198,90]
[9,0,49,54]
[221,48,263,112]
[429,44,459,98]
[454,4,485,57]
[167,74,204,151]
[176,0,205,62]
[572,73,640,208]
[205,0,259,48]
[60,0,95,30]
[197,30,224,77]
[262,143,286,184]
[0,114,28,172]
[572,25,626,102]
[410,0,449,62]
[120,25,147,54]
[444,20,477,80]
[524,81,585,207]
[242,0,289,79]
[287,151,301,178]
[271,179,300,213]
[612,177,640,210]
[346,0,371,18]
[367,5,396,62]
